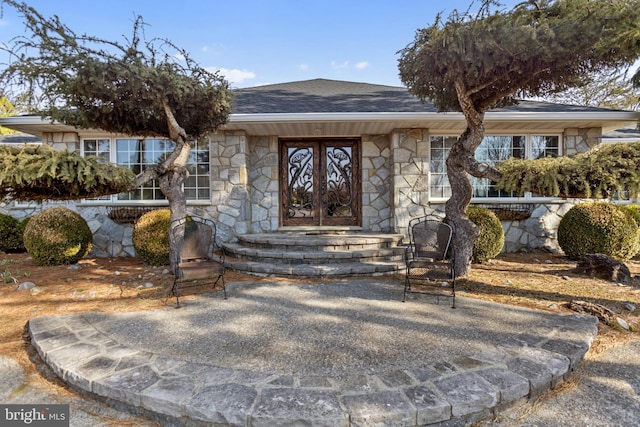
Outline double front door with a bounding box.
[280,139,360,226]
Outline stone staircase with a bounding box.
[222,232,407,278]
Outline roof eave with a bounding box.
[227,110,640,124]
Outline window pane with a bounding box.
[429,137,454,199]
[83,139,110,163]
[110,138,209,202]
[531,135,559,159]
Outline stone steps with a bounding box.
[222,232,407,278]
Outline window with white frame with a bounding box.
[81,137,210,203]
[429,134,560,200]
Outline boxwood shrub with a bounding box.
[468,206,505,264]
[558,202,640,260]
[23,207,92,265]
[132,209,171,265]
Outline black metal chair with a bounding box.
[403,215,456,308]
[169,217,226,307]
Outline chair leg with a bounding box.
[403,275,410,302]
[451,280,456,309]
[172,279,181,308]
[214,274,227,299]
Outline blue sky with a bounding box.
[0,0,523,88]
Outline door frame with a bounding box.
[279,138,361,227]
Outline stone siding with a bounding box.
[209,131,251,242]
[0,126,619,257]
[564,127,601,154]
[247,135,279,234]
[392,129,435,234]
[361,135,393,232]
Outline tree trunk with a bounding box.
[159,101,191,274]
[445,128,480,278]
[159,165,188,274]
[445,81,502,278]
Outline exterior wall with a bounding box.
[392,129,434,235]
[564,127,602,154]
[247,135,279,234]
[209,131,251,242]
[0,125,615,257]
[362,134,393,232]
[45,132,80,151]
[500,201,578,253]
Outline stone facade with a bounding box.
[0,126,619,257]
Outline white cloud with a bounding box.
[212,67,257,84]
[331,60,350,69]
[201,46,209,53]
[331,60,369,70]
[298,64,309,71]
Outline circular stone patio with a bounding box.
[28,279,598,426]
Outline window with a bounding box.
[429,134,560,200]
[82,137,210,203]
[429,136,456,199]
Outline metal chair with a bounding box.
[403,215,456,308]
[169,217,226,307]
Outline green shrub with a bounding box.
[617,204,640,257]
[558,202,640,260]
[0,213,26,253]
[132,209,171,265]
[619,204,640,225]
[23,208,92,265]
[468,206,505,264]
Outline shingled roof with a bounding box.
[232,78,624,115]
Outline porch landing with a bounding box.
[222,232,407,277]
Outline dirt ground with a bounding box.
[0,251,639,414]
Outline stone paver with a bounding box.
[26,280,598,426]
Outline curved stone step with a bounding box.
[223,232,407,277]
[225,258,405,277]
[223,242,405,265]
[234,232,405,251]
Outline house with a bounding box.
[1,78,639,260]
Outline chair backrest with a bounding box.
[409,217,453,260]
[170,218,215,262]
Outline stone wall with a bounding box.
[247,135,279,234]
[392,129,434,234]
[208,131,251,242]
[0,126,616,257]
[45,132,80,151]
[564,127,601,154]
[500,201,578,253]
[361,134,393,232]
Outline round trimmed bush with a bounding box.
[0,213,26,253]
[132,209,171,265]
[615,204,640,258]
[558,202,640,260]
[619,204,640,225]
[468,206,504,264]
[23,207,93,266]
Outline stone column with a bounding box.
[209,131,250,242]
[392,129,431,235]
[247,136,279,233]
[361,135,392,232]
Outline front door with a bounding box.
[280,139,360,226]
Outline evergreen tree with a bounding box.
[398,0,640,277]
[0,1,233,270]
